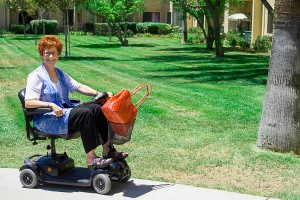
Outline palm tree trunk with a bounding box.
[258,0,300,153]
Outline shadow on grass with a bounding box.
[128,43,156,48]
[59,56,115,61]
[75,43,156,49]
[144,53,269,85]
[75,43,121,49]
[158,46,213,54]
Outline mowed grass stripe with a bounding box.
[1,35,300,200]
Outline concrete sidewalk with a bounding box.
[0,168,275,200]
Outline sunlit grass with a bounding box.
[0,34,299,200]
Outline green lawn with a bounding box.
[0,35,299,200]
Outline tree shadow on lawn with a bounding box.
[75,43,121,49]
[158,46,212,54]
[158,46,261,55]
[59,56,115,61]
[128,43,156,48]
[75,43,155,49]
[144,53,269,85]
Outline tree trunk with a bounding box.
[35,11,39,45]
[212,16,224,57]
[21,12,26,39]
[196,17,214,50]
[209,9,223,57]
[108,25,112,42]
[205,0,223,56]
[258,0,300,154]
[206,22,214,50]
[64,9,70,57]
[181,11,187,44]
[67,10,70,57]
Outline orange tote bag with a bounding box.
[101,84,152,136]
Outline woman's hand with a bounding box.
[25,100,64,117]
[49,103,64,117]
[107,92,113,98]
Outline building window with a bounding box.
[267,13,273,34]
[68,9,74,26]
[167,12,171,24]
[143,12,160,22]
[18,11,34,24]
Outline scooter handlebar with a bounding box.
[83,92,109,105]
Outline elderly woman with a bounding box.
[24,35,127,171]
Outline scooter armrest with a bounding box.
[70,98,80,104]
[24,108,53,115]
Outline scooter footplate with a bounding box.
[43,167,91,186]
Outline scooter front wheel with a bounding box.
[19,168,39,188]
[92,174,111,195]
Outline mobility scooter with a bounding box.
[18,88,132,195]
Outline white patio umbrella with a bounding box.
[228,13,248,21]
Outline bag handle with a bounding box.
[130,84,152,109]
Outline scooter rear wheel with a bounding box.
[19,168,39,188]
[92,174,111,195]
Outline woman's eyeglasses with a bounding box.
[44,51,58,57]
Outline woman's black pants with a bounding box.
[68,103,108,154]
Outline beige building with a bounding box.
[223,0,274,42]
[0,0,274,42]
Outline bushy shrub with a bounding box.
[136,32,152,37]
[136,22,173,35]
[136,22,155,33]
[186,27,205,44]
[171,26,181,33]
[158,24,173,35]
[0,29,12,35]
[120,22,137,34]
[95,22,136,36]
[253,35,272,52]
[95,23,110,36]
[224,32,244,47]
[70,31,93,36]
[187,34,205,44]
[30,20,58,34]
[167,32,181,40]
[95,22,175,36]
[10,24,30,34]
[188,27,202,34]
[239,40,251,50]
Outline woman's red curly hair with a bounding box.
[37,35,63,56]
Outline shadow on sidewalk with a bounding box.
[36,179,174,198]
[110,180,174,198]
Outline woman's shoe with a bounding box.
[103,144,128,160]
[87,157,113,171]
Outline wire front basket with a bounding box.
[108,120,135,145]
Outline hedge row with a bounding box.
[9,20,58,34]
[30,20,58,34]
[9,24,30,34]
[94,22,177,36]
[9,21,178,36]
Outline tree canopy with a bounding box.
[84,0,144,46]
